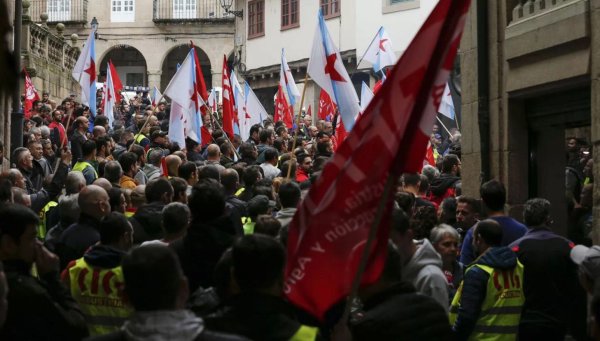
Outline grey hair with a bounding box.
[104,161,124,183]
[40,125,50,139]
[30,127,41,135]
[65,171,86,195]
[430,224,460,244]
[58,194,80,225]
[421,165,440,183]
[523,198,551,227]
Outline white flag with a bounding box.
[238,83,267,141]
[438,83,455,120]
[163,49,196,148]
[281,48,301,106]
[360,81,374,112]
[361,26,397,72]
[72,29,97,119]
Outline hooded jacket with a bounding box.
[452,246,519,340]
[57,213,103,270]
[402,239,449,310]
[130,201,166,244]
[351,282,451,340]
[428,173,460,205]
[276,207,297,246]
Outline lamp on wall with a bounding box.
[90,16,99,39]
[218,0,243,18]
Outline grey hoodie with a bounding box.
[402,239,449,311]
[122,310,204,341]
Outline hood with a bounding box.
[276,207,297,219]
[475,246,517,270]
[122,310,204,341]
[429,174,460,196]
[133,202,165,234]
[84,245,126,268]
[403,239,442,279]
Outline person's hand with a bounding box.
[35,241,59,276]
[61,148,72,166]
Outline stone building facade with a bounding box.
[460,0,600,237]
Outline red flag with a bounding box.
[190,41,209,114]
[317,89,335,121]
[161,157,168,177]
[221,55,235,138]
[334,118,348,151]
[108,60,123,95]
[23,68,40,119]
[307,104,312,118]
[201,126,212,146]
[425,142,436,167]
[284,0,470,321]
[275,85,293,129]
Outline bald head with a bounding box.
[93,126,107,139]
[220,168,239,193]
[78,185,110,219]
[165,155,182,177]
[65,171,86,194]
[207,144,221,160]
[92,178,113,192]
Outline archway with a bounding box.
[161,45,212,91]
[99,45,148,87]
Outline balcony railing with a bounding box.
[29,0,88,24]
[509,0,580,25]
[153,0,234,22]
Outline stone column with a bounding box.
[147,70,162,90]
[212,71,222,89]
[590,0,600,243]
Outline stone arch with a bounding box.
[160,44,211,91]
[99,45,148,87]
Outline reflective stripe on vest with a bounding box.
[449,260,524,341]
[38,200,57,240]
[72,161,99,178]
[68,258,132,336]
[134,133,146,144]
[242,217,255,235]
[290,325,318,341]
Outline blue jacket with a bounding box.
[460,216,527,265]
[452,246,518,340]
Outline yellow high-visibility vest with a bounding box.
[38,200,57,240]
[68,258,132,336]
[449,260,524,341]
[290,325,318,341]
[72,160,98,178]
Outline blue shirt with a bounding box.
[459,216,528,265]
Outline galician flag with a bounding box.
[361,26,397,72]
[280,48,300,107]
[207,88,218,113]
[438,83,455,120]
[23,68,39,119]
[221,55,235,138]
[72,28,97,127]
[151,86,163,107]
[103,61,116,127]
[237,83,266,141]
[308,11,360,131]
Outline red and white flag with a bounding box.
[275,84,293,129]
[103,60,122,127]
[317,89,335,121]
[284,0,471,320]
[221,55,235,138]
[23,68,39,119]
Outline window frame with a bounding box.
[248,0,265,39]
[382,0,419,14]
[173,0,197,19]
[321,0,340,20]
[47,0,71,22]
[281,0,299,31]
[111,0,135,23]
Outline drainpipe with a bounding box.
[10,0,23,154]
[477,0,490,183]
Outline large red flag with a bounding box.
[284,0,471,321]
[317,89,335,121]
[221,56,235,138]
[23,68,40,119]
[191,42,209,114]
[108,60,123,95]
[275,85,293,129]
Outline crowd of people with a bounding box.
[0,91,597,340]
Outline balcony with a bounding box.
[508,0,583,25]
[28,0,88,24]
[153,0,234,22]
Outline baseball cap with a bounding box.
[571,245,600,278]
[247,195,277,216]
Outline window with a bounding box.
[47,0,71,22]
[111,0,135,22]
[281,0,299,30]
[321,0,340,19]
[382,0,419,13]
[248,0,265,39]
[173,0,197,19]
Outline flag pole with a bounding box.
[129,93,166,152]
[286,73,310,180]
[341,173,397,322]
[53,112,73,173]
[435,115,452,136]
[356,26,382,70]
[202,103,241,160]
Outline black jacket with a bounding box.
[70,130,87,166]
[429,173,460,198]
[20,162,44,194]
[57,213,103,270]
[509,226,587,338]
[1,259,88,340]
[129,201,166,244]
[351,282,451,341]
[30,161,69,214]
[171,215,238,293]
[205,292,318,341]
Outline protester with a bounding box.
[430,224,463,302]
[129,178,173,244]
[141,202,190,246]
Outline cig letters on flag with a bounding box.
[284,0,471,321]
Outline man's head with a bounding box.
[278,181,301,209]
[401,173,421,193]
[100,212,133,251]
[178,162,198,186]
[249,124,262,143]
[129,144,146,166]
[523,198,551,227]
[104,161,123,184]
[441,154,461,176]
[162,202,191,239]
[7,169,26,189]
[150,130,168,146]
[232,234,285,295]
[145,178,174,204]
[169,177,188,204]
[189,179,225,222]
[94,115,110,132]
[122,245,188,311]
[93,126,107,139]
[480,179,506,213]
[456,196,480,230]
[221,168,240,195]
[389,208,414,263]
[263,148,279,166]
[147,149,163,167]
[472,219,503,255]
[13,147,33,171]
[41,139,54,159]
[27,140,43,161]
[198,165,221,182]
[0,204,40,265]
[118,152,139,177]
[243,165,263,189]
[259,129,275,146]
[65,171,86,195]
[165,155,181,177]
[82,140,97,160]
[51,109,63,122]
[75,116,89,132]
[297,154,312,173]
[78,185,111,220]
[206,144,221,161]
